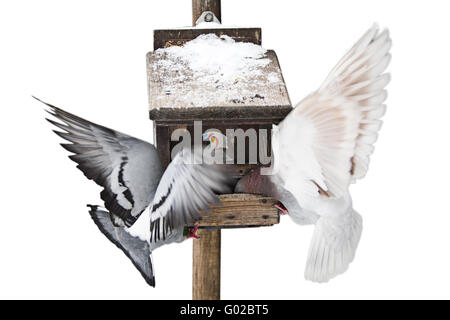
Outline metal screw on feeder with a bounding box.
[195,11,221,25]
[205,12,213,22]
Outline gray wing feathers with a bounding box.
[38,97,163,227]
[88,205,155,287]
[150,149,232,243]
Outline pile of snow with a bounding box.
[152,34,281,108]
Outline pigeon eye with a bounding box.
[211,138,216,142]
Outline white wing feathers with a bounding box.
[149,149,231,243]
[277,94,361,199]
[297,94,361,198]
[277,24,391,199]
[319,24,391,181]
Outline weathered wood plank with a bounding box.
[154,124,171,169]
[150,105,291,121]
[188,194,280,228]
[154,28,261,50]
[193,229,221,300]
[192,0,221,26]
[147,50,292,115]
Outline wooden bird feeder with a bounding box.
[147,0,292,299]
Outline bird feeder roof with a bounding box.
[147,33,292,121]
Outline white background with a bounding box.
[1,0,449,299]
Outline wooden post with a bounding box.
[192,0,221,26]
[192,0,221,301]
[193,229,221,300]
[190,194,279,299]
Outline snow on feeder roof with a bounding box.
[147,33,291,110]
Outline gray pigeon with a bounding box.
[38,97,231,286]
[235,25,391,283]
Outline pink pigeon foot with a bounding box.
[187,222,200,239]
[274,203,289,215]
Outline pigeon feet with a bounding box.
[274,202,289,215]
[187,222,200,239]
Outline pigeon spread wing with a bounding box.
[274,24,391,199]
[149,149,231,243]
[274,94,361,200]
[40,98,164,227]
[318,24,391,182]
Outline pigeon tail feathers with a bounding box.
[304,209,362,283]
[87,205,155,287]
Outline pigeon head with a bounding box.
[203,130,227,150]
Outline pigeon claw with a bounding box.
[187,222,200,240]
[274,202,289,215]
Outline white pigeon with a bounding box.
[39,98,232,286]
[235,24,391,282]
